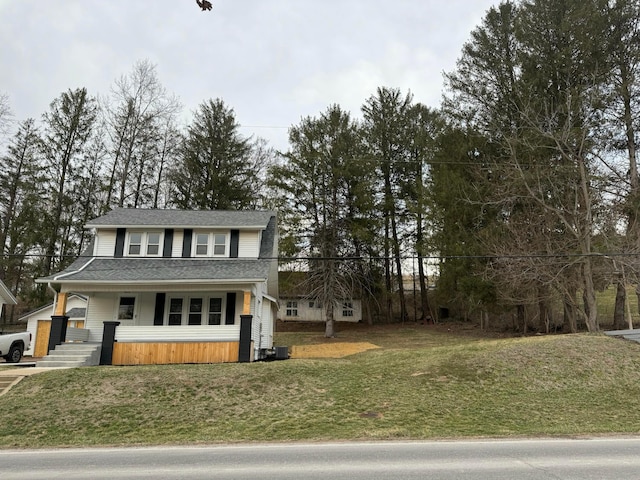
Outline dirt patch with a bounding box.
[290,342,380,359]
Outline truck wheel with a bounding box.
[6,344,22,363]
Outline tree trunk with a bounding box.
[613,276,627,330]
[582,259,599,332]
[325,303,335,338]
[516,304,525,333]
[563,289,578,333]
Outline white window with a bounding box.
[166,296,225,326]
[147,232,161,255]
[117,296,136,321]
[213,234,226,255]
[127,233,142,255]
[168,298,183,325]
[195,234,209,255]
[193,232,228,257]
[127,232,163,257]
[286,301,298,317]
[208,297,223,325]
[188,298,203,325]
[342,302,354,317]
[309,300,323,309]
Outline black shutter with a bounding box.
[225,292,236,325]
[182,229,193,258]
[230,230,240,258]
[163,229,174,258]
[154,293,166,326]
[115,228,126,258]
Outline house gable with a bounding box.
[86,209,272,261]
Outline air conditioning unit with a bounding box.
[274,346,289,360]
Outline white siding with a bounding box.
[85,293,117,342]
[95,229,117,257]
[261,299,274,350]
[115,325,240,342]
[84,291,158,342]
[238,230,260,258]
[172,230,184,257]
[135,292,157,326]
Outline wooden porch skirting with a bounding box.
[112,341,240,365]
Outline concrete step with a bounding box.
[37,343,102,368]
[39,354,92,362]
[36,360,88,368]
[53,343,100,352]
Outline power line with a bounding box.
[2,252,640,261]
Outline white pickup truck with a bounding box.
[0,332,31,363]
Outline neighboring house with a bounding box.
[278,271,362,323]
[36,208,279,364]
[20,294,87,357]
[0,279,17,325]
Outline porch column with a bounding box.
[100,321,120,365]
[47,315,69,355]
[238,314,253,363]
[54,292,68,316]
[242,290,251,315]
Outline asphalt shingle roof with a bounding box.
[40,258,272,283]
[66,307,86,318]
[38,209,278,285]
[85,208,275,229]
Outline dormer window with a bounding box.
[128,233,143,255]
[195,234,209,255]
[126,231,163,257]
[193,232,227,257]
[213,234,226,255]
[147,232,161,255]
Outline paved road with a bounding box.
[2,438,640,479]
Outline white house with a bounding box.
[277,271,362,323]
[36,208,279,364]
[0,279,17,325]
[20,294,87,357]
[278,297,362,323]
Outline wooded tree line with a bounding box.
[0,60,275,322]
[273,0,640,336]
[2,0,640,337]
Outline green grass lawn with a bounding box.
[1,325,640,448]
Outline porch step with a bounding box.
[37,343,102,368]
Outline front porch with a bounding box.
[111,324,243,364]
[42,313,255,366]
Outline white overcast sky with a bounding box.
[0,0,497,151]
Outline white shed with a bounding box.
[20,294,87,357]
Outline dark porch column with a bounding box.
[100,321,120,365]
[238,315,253,363]
[47,315,69,355]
